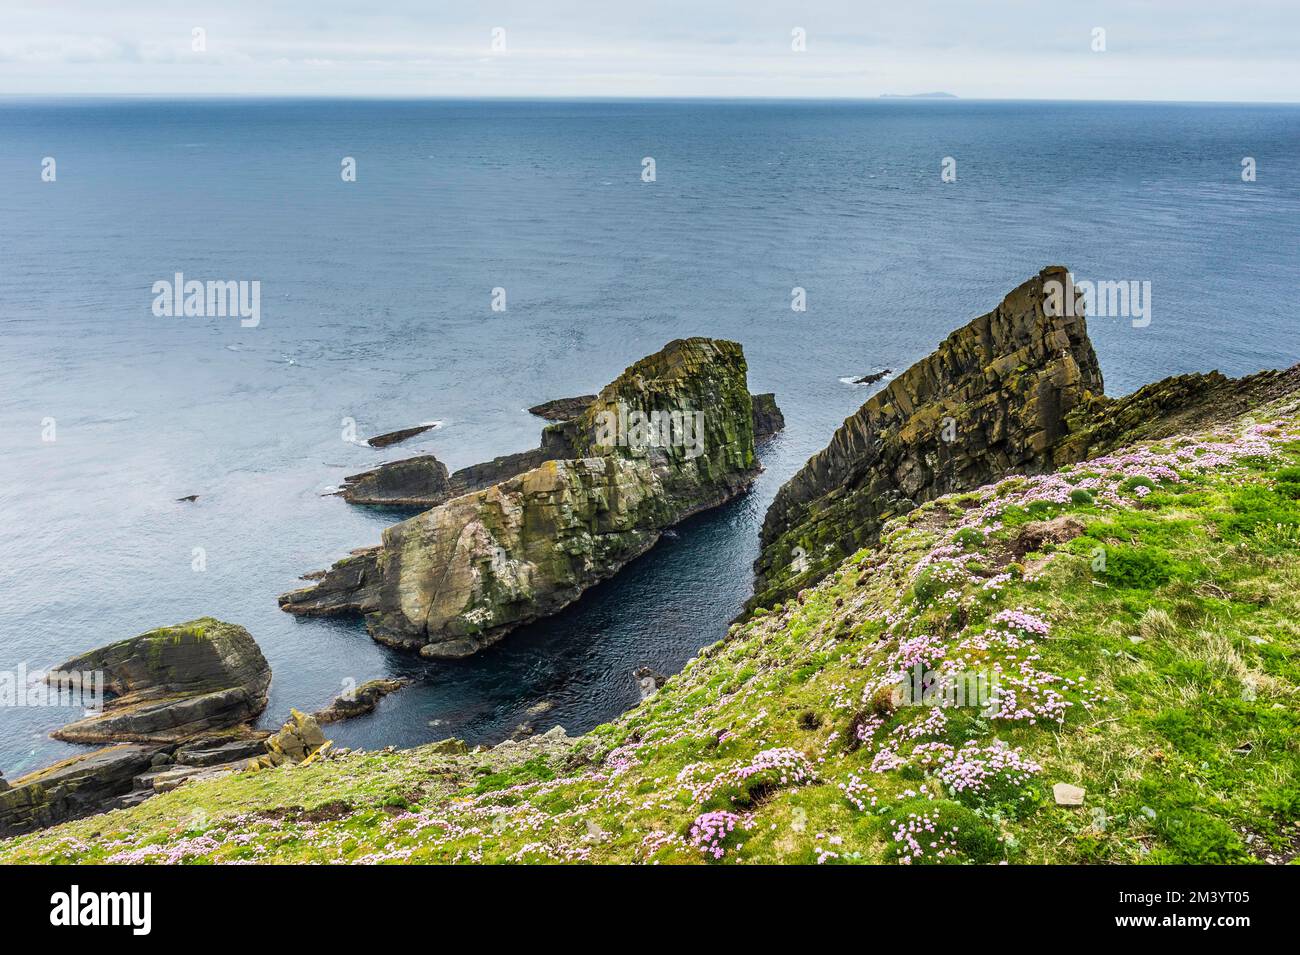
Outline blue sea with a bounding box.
[0,98,1296,776]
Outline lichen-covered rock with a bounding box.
[251,710,329,768]
[282,338,764,657]
[49,618,272,744]
[752,266,1103,608]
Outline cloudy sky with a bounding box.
[2,1,1296,101]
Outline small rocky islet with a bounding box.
[5,265,1299,863]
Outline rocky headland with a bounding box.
[751,265,1300,610]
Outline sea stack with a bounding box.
[282,338,780,658]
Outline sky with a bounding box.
[1,1,1297,102]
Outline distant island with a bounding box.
[879,91,958,99]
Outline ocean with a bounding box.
[0,98,1296,775]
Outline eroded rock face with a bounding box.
[0,744,166,837]
[49,618,272,744]
[249,710,329,768]
[283,338,768,658]
[752,266,1104,608]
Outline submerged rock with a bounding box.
[752,266,1104,608]
[283,338,769,658]
[367,423,437,448]
[49,618,272,745]
[313,678,410,724]
[853,368,892,385]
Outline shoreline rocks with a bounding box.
[2,620,278,836]
[249,710,329,769]
[338,422,579,507]
[0,744,167,836]
[528,395,597,421]
[853,368,892,385]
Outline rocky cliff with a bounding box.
[282,338,772,658]
[753,266,1103,608]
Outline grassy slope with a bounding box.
[4,402,1300,865]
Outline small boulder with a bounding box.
[1053,782,1086,806]
[251,710,329,769]
[428,738,468,755]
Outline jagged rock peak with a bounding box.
[752,266,1103,608]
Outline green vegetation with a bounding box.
[4,404,1299,865]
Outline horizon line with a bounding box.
[2,93,1298,107]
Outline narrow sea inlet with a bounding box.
[1,98,1297,776]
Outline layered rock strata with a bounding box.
[283,338,773,658]
[752,266,1104,608]
[49,618,272,744]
